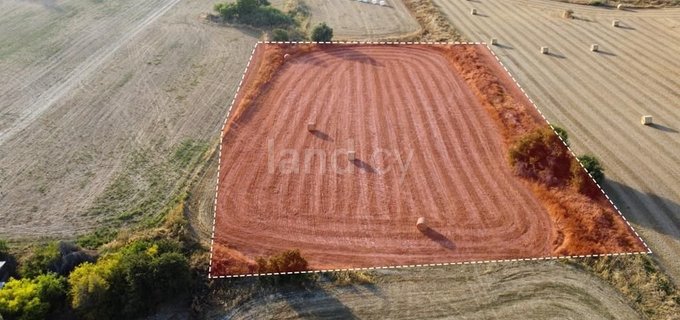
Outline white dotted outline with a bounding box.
[483,43,651,254]
[207,41,651,279]
[208,41,259,278]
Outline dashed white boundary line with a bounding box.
[207,41,651,279]
[482,44,651,255]
[208,41,259,278]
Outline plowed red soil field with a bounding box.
[211,44,646,276]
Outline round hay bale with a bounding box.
[416,217,427,232]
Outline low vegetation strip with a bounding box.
[437,44,647,255]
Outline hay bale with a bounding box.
[641,115,653,125]
[490,38,498,45]
[541,46,549,54]
[379,0,387,6]
[562,9,573,19]
[284,53,290,59]
[416,217,427,232]
[612,20,620,27]
[470,8,477,15]
[617,4,624,10]
[348,151,356,161]
[591,44,599,52]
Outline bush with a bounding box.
[552,125,569,146]
[0,273,66,320]
[577,154,605,184]
[68,240,191,319]
[508,126,574,186]
[256,249,308,273]
[20,242,96,278]
[311,22,333,42]
[215,0,292,28]
[272,28,290,41]
[19,243,60,278]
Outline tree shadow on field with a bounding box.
[422,228,455,250]
[322,46,383,67]
[601,179,680,243]
[283,285,359,319]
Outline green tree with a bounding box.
[0,273,66,320]
[19,243,60,278]
[552,125,569,146]
[68,240,190,319]
[272,28,290,41]
[311,22,333,42]
[577,154,605,184]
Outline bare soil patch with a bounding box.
[211,44,646,276]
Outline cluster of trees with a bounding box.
[213,0,333,42]
[0,239,191,320]
[214,0,293,28]
[509,126,605,191]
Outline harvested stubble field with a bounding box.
[211,43,646,276]
[214,261,640,319]
[434,0,680,279]
[0,0,258,239]
[268,0,421,40]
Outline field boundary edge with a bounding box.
[207,41,652,279]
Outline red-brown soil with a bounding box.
[211,44,646,276]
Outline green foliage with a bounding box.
[577,154,605,184]
[0,273,66,320]
[215,0,292,28]
[19,243,60,278]
[508,126,574,186]
[68,240,190,319]
[552,125,569,146]
[256,249,308,273]
[76,227,117,250]
[0,240,8,256]
[311,22,333,42]
[272,28,290,41]
[19,242,96,278]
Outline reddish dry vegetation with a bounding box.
[211,44,645,276]
[439,45,645,255]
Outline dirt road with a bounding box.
[434,0,680,280]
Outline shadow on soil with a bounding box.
[323,46,383,67]
[648,123,678,133]
[312,129,333,141]
[422,228,455,250]
[283,284,362,319]
[352,159,377,173]
[602,179,680,242]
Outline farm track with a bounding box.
[0,0,258,238]
[434,0,680,279]
[214,44,572,275]
[216,262,640,319]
